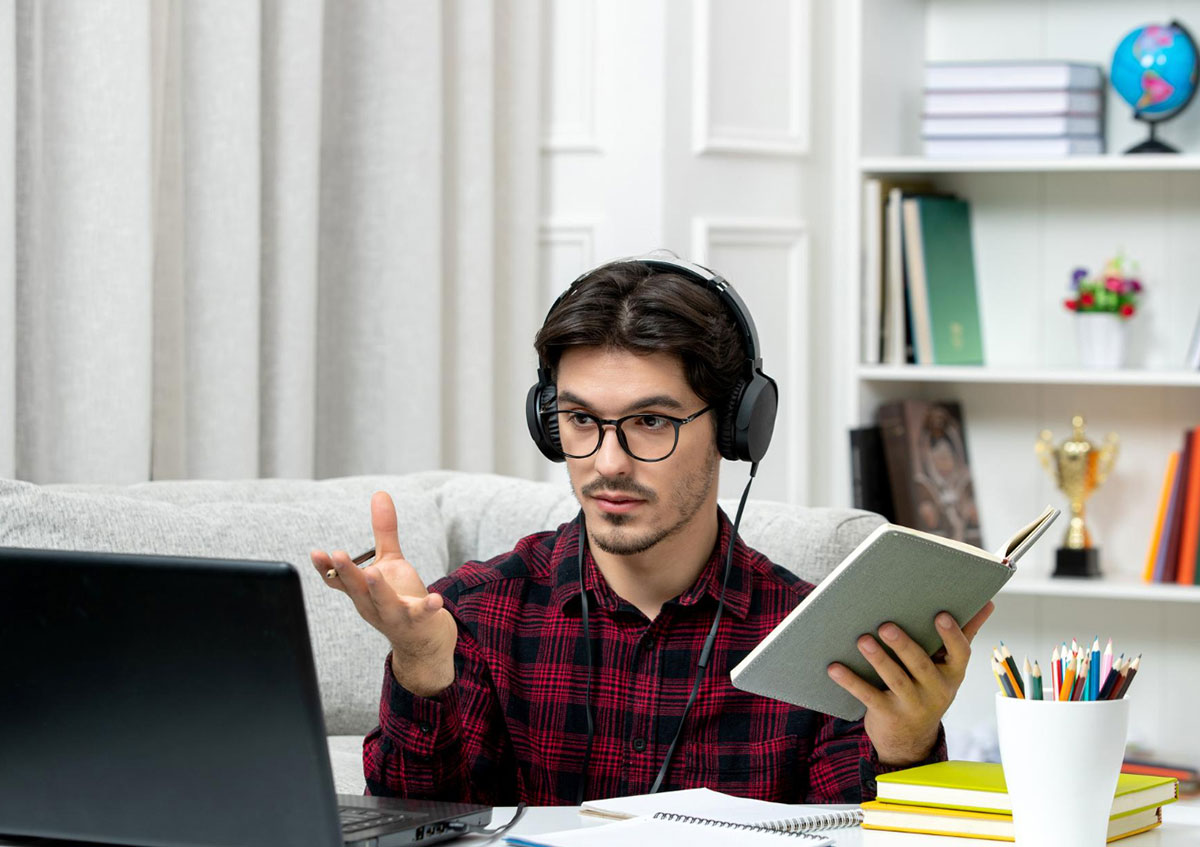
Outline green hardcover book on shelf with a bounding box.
[901,195,984,365]
[875,760,1178,817]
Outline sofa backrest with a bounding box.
[421,471,884,587]
[0,471,883,735]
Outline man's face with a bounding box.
[555,346,721,557]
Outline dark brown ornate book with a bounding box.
[876,399,982,547]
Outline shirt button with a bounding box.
[632,737,647,752]
[418,722,432,735]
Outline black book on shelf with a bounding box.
[849,425,896,523]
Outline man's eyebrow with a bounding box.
[557,390,686,415]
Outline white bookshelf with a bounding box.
[1001,577,1200,603]
[861,154,1200,174]
[836,0,1200,769]
[857,364,1200,388]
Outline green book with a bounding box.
[876,760,1179,817]
[901,196,984,365]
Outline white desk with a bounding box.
[470,802,1200,846]
[0,803,1194,845]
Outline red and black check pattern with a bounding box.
[364,511,945,805]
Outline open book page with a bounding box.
[991,505,1059,562]
[505,815,834,847]
[580,787,814,823]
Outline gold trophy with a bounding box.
[1035,416,1119,577]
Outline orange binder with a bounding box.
[1177,425,1200,585]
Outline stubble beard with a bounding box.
[580,450,720,556]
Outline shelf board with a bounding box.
[856,364,1200,387]
[859,154,1200,175]
[1000,577,1200,603]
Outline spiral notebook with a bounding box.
[507,788,862,846]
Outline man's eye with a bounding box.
[566,412,594,428]
[637,415,669,431]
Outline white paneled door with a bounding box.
[539,0,830,505]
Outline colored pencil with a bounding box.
[1100,637,1113,692]
[1071,655,1089,701]
[1022,656,1033,699]
[1105,658,1129,700]
[1059,656,1077,702]
[993,659,1016,697]
[1050,645,1061,700]
[1089,637,1101,700]
[1031,660,1043,700]
[1115,654,1141,699]
[1098,656,1124,700]
[999,642,1025,698]
[994,648,1024,699]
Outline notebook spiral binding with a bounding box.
[652,808,863,838]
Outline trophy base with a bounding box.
[1053,547,1100,578]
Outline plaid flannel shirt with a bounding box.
[364,510,945,804]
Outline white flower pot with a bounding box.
[1075,312,1127,369]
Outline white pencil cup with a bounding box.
[995,694,1130,847]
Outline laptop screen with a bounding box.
[0,547,346,847]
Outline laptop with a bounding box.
[0,547,492,847]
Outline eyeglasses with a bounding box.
[544,406,714,462]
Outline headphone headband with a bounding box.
[539,255,763,369]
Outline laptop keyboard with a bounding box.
[338,805,412,834]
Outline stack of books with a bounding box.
[864,761,1178,844]
[1143,425,1200,585]
[1123,758,1200,798]
[922,60,1106,159]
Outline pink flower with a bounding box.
[1104,275,1123,292]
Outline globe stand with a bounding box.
[1125,119,1179,154]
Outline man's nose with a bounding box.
[593,423,633,476]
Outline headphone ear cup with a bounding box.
[734,373,778,464]
[540,384,562,452]
[526,381,566,462]
[717,381,746,462]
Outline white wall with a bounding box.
[539,0,836,505]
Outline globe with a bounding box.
[1110,20,1198,153]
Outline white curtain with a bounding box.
[0,0,543,484]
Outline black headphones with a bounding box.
[525,255,778,465]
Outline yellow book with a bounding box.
[875,760,1178,816]
[861,800,1162,843]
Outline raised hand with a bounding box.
[310,491,458,697]
[826,601,995,765]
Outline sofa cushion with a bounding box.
[0,475,448,735]
[327,735,368,795]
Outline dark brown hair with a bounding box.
[533,260,746,409]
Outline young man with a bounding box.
[310,257,992,806]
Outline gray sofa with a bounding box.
[0,470,883,795]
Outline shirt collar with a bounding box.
[550,508,754,621]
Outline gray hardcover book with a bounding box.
[730,506,1059,721]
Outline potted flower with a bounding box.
[1063,255,1143,368]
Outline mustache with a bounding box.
[581,476,656,503]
